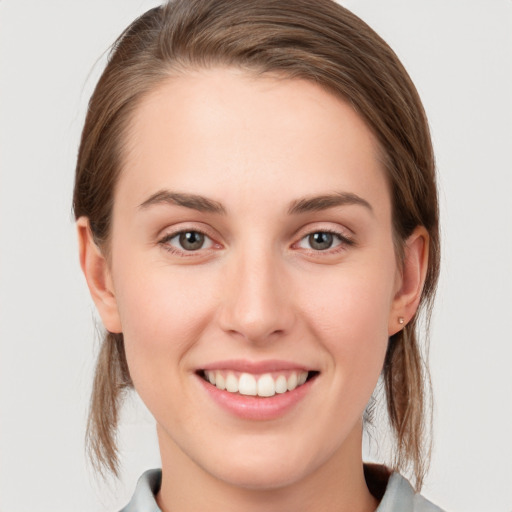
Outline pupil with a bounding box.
[309,232,333,250]
[179,231,204,250]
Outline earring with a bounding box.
[398,317,405,325]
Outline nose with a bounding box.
[217,246,295,344]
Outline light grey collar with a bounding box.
[119,468,444,512]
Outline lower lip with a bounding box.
[197,374,315,421]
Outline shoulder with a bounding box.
[377,472,446,512]
[119,469,162,512]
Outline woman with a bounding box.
[74,0,443,510]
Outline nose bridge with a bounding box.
[219,240,293,343]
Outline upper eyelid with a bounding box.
[293,222,354,240]
[160,227,210,239]
[302,228,348,238]
[296,230,353,246]
[160,232,212,247]
[158,223,218,241]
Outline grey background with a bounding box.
[1,1,511,510]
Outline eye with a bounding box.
[296,230,351,251]
[161,230,215,252]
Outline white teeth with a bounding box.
[275,375,288,394]
[257,374,276,397]
[205,370,310,397]
[225,373,239,393]
[215,371,226,390]
[287,372,298,391]
[297,371,308,386]
[238,373,257,396]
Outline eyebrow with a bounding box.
[138,189,372,216]
[138,190,226,214]
[287,192,373,215]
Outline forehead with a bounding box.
[117,67,389,214]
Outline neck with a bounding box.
[156,425,379,512]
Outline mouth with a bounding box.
[197,369,319,398]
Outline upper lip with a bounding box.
[200,359,314,373]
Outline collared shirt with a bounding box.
[120,468,445,512]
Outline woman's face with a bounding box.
[101,68,405,489]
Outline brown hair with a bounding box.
[73,0,439,490]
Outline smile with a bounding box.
[196,363,319,420]
[201,370,311,397]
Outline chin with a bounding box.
[195,438,323,491]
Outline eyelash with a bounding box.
[157,228,355,256]
[294,229,355,254]
[158,228,218,256]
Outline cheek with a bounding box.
[111,258,216,385]
[297,258,395,388]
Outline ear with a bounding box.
[77,217,122,333]
[389,226,429,336]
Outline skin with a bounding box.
[78,68,428,512]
